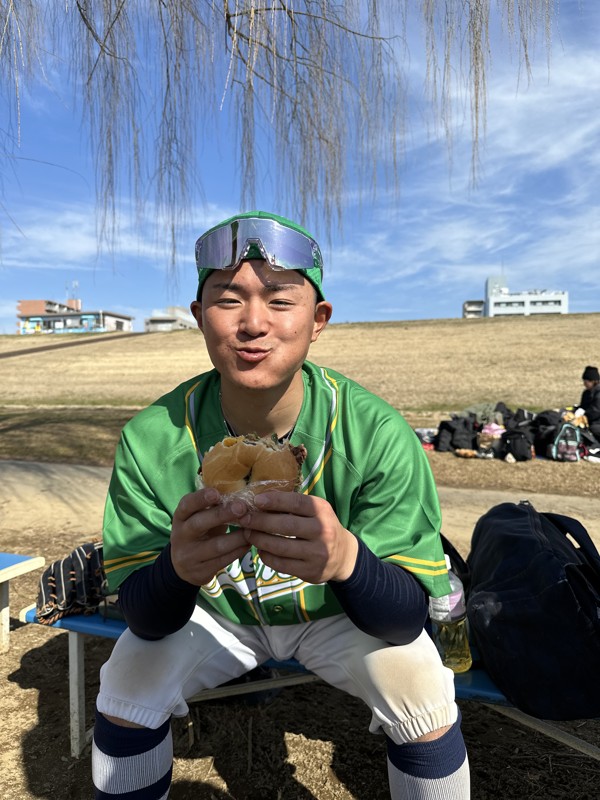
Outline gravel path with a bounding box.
[2,459,599,553]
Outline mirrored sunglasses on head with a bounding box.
[195,217,323,274]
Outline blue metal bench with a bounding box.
[0,553,45,652]
[20,604,600,762]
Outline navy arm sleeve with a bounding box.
[120,539,429,644]
[118,543,199,640]
[328,537,429,645]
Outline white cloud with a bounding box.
[1,198,237,273]
[2,1,598,325]
[327,5,600,319]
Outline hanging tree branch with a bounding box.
[1,0,557,265]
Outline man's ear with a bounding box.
[311,301,333,342]
[190,300,203,332]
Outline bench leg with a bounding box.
[0,581,9,653]
[68,630,92,758]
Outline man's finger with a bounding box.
[175,491,251,527]
[174,488,221,521]
[253,491,318,516]
[247,529,309,557]
[241,510,314,539]
[183,544,251,586]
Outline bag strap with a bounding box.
[541,512,600,572]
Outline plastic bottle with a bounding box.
[429,555,472,673]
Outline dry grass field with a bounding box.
[2,312,598,412]
[1,313,599,497]
[2,314,600,800]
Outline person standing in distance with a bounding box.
[92,211,470,799]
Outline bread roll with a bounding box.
[249,445,300,494]
[201,434,306,495]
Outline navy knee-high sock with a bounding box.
[92,709,173,799]
[386,713,470,799]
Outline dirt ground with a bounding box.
[2,460,600,799]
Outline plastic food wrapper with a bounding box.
[195,472,298,510]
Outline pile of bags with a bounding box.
[415,402,600,463]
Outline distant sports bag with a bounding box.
[532,409,562,456]
[466,501,600,720]
[434,416,477,452]
[502,429,533,461]
[550,421,581,461]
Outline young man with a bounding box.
[579,365,600,442]
[93,211,470,799]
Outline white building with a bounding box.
[462,277,569,319]
[144,306,197,333]
[484,276,569,317]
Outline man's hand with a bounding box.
[170,488,251,586]
[239,492,359,584]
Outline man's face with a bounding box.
[190,260,332,394]
[583,379,596,390]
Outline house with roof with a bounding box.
[17,299,134,334]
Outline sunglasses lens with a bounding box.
[195,225,239,270]
[196,218,322,273]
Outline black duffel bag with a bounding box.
[466,500,600,720]
[434,415,477,452]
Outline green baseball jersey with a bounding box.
[103,361,450,625]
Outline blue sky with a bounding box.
[1,1,598,334]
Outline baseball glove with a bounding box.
[36,540,108,625]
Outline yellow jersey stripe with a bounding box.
[385,555,448,577]
[184,380,203,455]
[104,553,160,574]
[301,367,339,495]
[103,550,161,567]
[304,446,333,495]
[401,564,450,577]
[387,554,447,568]
[297,588,312,623]
[321,368,340,433]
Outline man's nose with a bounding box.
[239,299,269,336]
